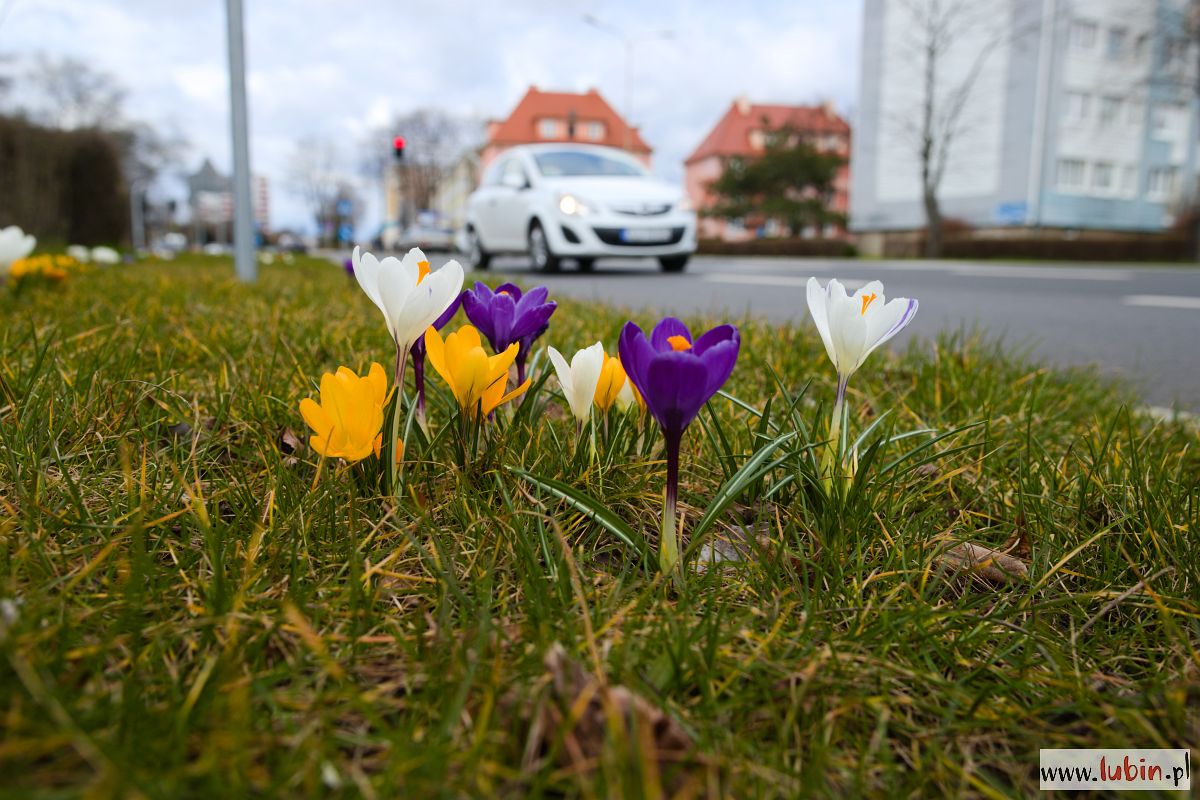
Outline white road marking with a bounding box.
[951,265,1132,281]
[703,263,1134,283]
[702,274,867,289]
[1123,294,1200,310]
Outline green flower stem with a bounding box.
[821,375,848,495]
[660,428,682,579]
[388,345,408,496]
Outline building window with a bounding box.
[820,134,844,151]
[1070,20,1097,50]
[1133,33,1149,61]
[1064,91,1090,122]
[1162,37,1189,70]
[1147,167,1178,200]
[1098,96,1122,125]
[586,121,604,140]
[1106,27,1127,59]
[1057,158,1086,192]
[748,130,766,151]
[538,118,560,138]
[1121,165,1139,197]
[1126,98,1144,125]
[1152,106,1167,134]
[1092,162,1114,193]
[1151,102,1185,138]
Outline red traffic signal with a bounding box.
[392,135,405,160]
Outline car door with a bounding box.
[469,160,504,248]
[492,157,533,250]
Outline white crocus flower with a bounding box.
[67,244,91,263]
[806,277,918,485]
[806,278,918,384]
[547,342,605,424]
[91,246,120,264]
[352,245,465,374]
[0,226,36,271]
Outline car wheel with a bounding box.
[528,222,559,273]
[576,258,595,272]
[466,227,490,270]
[659,256,689,273]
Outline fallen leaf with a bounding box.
[933,541,1029,586]
[525,643,698,787]
[280,427,304,455]
[165,421,192,440]
[1001,512,1032,560]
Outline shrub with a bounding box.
[939,235,1190,262]
[0,115,129,246]
[697,237,857,258]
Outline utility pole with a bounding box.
[582,15,673,153]
[225,0,256,281]
[129,182,145,251]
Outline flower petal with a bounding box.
[650,317,691,352]
[566,342,605,420]
[806,277,838,369]
[546,346,573,397]
[696,330,740,397]
[857,297,918,370]
[643,351,711,434]
[618,321,654,396]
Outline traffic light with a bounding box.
[392,135,406,161]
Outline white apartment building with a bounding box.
[852,0,1197,232]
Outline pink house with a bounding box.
[685,97,851,240]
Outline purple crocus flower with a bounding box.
[461,281,557,384]
[619,317,740,577]
[343,257,355,277]
[410,292,463,419]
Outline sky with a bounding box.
[0,0,863,234]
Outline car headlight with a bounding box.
[558,193,592,216]
[677,195,694,213]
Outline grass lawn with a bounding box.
[1,256,1197,798]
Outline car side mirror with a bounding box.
[501,172,528,191]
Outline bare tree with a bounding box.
[287,137,358,244]
[891,0,1016,257]
[362,108,482,226]
[23,54,127,130]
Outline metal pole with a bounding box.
[225,0,256,281]
[129,183,145,251]
[624,38,633,151]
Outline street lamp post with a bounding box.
[582,15,673,151]
[225,0,256,281]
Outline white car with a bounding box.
[464,144,696,273]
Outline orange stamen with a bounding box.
[667,335,692,351]
[417,261,430,283]
[860,292,878,315]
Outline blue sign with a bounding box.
[338,223,353,243]
[994,201,1028,225]
[336,199,353,216]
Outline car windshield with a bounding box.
[533,150,647,177]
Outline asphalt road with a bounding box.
[413,253,1200,411]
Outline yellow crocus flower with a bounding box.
[299,363,389,463]
[423,324,531,418]
[593,352,629,413]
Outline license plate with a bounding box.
[620,227,671,243]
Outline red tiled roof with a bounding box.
[487,87,652,153]
[685,100,850,164]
